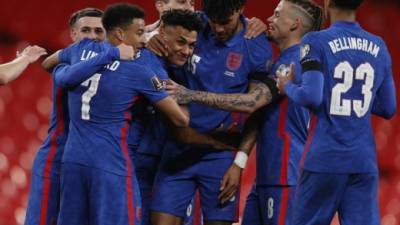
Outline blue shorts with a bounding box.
[152,158,239,222]
[25,173,60,225]
[58,162,141,225]
[292,170,380,225]
[242,184,295,225]
[183,191,203,225]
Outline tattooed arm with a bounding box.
[167,81,273,114]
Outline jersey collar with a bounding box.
[331,21,361,29]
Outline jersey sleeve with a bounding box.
[284,33,324,109]
[372,43,397,119]
[53,47,120,88]
[58,38,93,64]
[133,65,169,104]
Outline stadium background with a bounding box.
[0,0,399,224]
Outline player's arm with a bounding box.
[219,108,264,203]
[372,56,397,119]
[169,125,239,150]
[166,105,240,150]
[42,50,61,72]
[278,35,324,108]
[0,45,47,85]
[167,75,280,113]
[278,62,324,108]
[53,44,134,87]
[153,97,189,127]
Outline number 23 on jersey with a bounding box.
[330,61,374,118]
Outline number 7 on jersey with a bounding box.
[81,73,102,120]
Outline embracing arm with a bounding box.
[277,63,324,109]
[42,50,61,72]
[0,45,47,85]
[165,106,239,149]
[168,77,280,113]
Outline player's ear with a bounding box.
[290,18,300,32]
[159,21,166,37]
[70,28,77,42]
[155,0,165,14]
[238,7,244,14]
[114,27,125,42]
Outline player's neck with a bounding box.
[279,36,301,52]
[236,18,244,35]
[329,8,357,24]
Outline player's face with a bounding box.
[162,25,197,66]
[122,18,146,52]
[71,16,106,42]
[164,0,195,11]
[267,1,295,43]
[208,9,242,43]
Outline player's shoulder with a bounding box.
[246,32,270,45]
[121,60,153,76]
[302,31,325,43]
[137,48,158,61]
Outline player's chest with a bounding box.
[188,46,251,86]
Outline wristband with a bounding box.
[234,151,248,169]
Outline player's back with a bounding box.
[63,41,168,176]
[302,21,393,173]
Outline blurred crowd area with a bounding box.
[0,1,399,225]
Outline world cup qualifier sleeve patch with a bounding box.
[300,44,310,61]
[151,76,166,91]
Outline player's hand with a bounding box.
[117,43,135,60]
[19,45,47,63]
[277,63,295,95]
[147,34,169,57]
[245,17,268,39]
[166,79,192,104]
[219,164,242,204]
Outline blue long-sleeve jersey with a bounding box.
[285,21,397,173]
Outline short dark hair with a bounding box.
[102,3,145,32]
[161,10,203,33]
[331,0,364,10]
[69,8,103,28]
[202,0,246,21]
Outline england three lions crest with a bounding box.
[226,52,243,71]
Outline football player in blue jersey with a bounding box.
[52,4,190,225]
[150,1,273,225]
[24,8,106,225]
[277,0,397,224]
[41,8,106,72]
[0,45,46,85]
[146,0,195,41]
[130,10,212,225]
[167,1,323,224]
